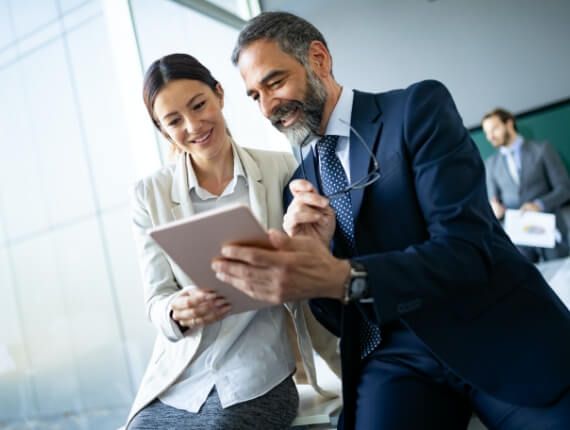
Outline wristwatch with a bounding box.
[341,260,369,304]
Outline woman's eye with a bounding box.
[194,101,206,110]
[168,118,180,127]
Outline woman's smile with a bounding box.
[190,129,213,145]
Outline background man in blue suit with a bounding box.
[212,12,570,429]
[482,108,570,262]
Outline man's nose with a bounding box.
[259,94,278,119]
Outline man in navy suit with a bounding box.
[212,12,570,429]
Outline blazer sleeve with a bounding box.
[484,156,500,201]
[534,141,570,212]
[301,300,341,378]
[130,180,187,342]
[357,80,497,324]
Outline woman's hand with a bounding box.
[170,288,231,330]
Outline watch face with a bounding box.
[351,278,368,298]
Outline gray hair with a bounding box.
[231,12,330,68]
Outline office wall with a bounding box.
[261,0,570,128]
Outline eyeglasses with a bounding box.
[298,118,381,200]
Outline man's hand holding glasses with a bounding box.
[286,119,382,244]
[297,118,381,200]
[283,179,336,246]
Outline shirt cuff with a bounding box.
[167,298,186,341]
[534,199,545,211]
[150,292,186,341]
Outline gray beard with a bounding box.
[269,70,327,147]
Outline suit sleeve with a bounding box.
[357,80,497,324]
[534,141,570,212]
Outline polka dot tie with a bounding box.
[316,135,381,359]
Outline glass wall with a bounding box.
[0,0,156,427]
[0,0,275,428]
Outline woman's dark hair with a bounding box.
[142,53,219,135]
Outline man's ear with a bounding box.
[307,40,332,78]
[506,118,516,132]
[215,82,224,109]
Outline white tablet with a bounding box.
[148,203,274,314]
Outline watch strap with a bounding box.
[342,260,368,304]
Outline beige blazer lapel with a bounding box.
[170,153,196,221]
[167,154,198,287]
[235,144,269,229]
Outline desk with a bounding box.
[537,257,570,309]
[292,354,342,429]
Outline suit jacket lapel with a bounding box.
[300,145,320,192]
[349,91,384,219]
[288,92,383,228]
[235,144,269,229]
[519,139,530,190]
[170,153,196,221]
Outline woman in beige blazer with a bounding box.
[125,54,339,429]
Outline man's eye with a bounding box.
[194,101,205,110]
[269,79,282,88]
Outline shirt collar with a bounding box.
[499,135,523,155]
[308,87,354,150]
[186,143,246,198]
[324,87,353,138]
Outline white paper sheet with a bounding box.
[504,209,556,248]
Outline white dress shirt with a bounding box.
[499,136,546,211]
[308,87,354,182]
[158,146,296,412]
[500,136,523,186]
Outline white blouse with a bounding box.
[158,148,296,412]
